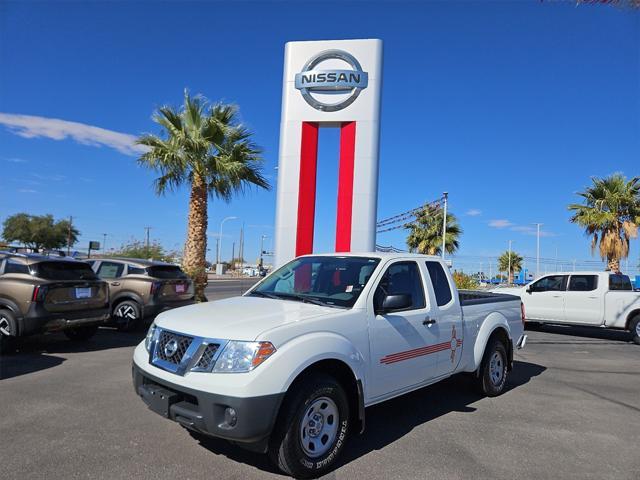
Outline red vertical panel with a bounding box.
[335,121,356,252]
[295,122,319,257]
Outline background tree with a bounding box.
[452,271,479,290]
[2,213,78,251]
[406,204,462,256]
[568,173,640,272]
[497,250,523,284]
[104,240,178,263]
[137,91,269,301]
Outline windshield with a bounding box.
[250,256,380,308]
[34,261,99,281]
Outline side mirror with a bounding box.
[377,294,412,314]
[526,286,532,294]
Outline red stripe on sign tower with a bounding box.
[295,122,319,257]
[336,121,356,252]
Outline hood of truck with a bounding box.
[153,296,336,341]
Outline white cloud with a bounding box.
[489,219,514,228]
[5,157,27,163]
[511,225,557,237]
[465,209,482,216]
[0,113,148,156]
[18,188,38,193]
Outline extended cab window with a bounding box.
[609,274,632,291]
[127,265,146,275]
[34,261,98,280]
[530,275,567,292]
[568,275,598,292]
[425,261,453,306]
[97,261,124,279]
[374,261,426,311]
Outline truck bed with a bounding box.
[459,290,519,306]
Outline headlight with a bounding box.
[212,341,276,373]
[144,323,156,352]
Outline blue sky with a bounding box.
[1,1,638,274]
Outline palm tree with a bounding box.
[406,204,462,256]
[497,250,523,284]
[137,91,270,301]
[568,174,640,272]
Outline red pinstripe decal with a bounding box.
[380,326,463,365]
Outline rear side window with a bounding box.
[609,275,632,291]
[146,265,187,279]
[97,261,124,279]
[127,265,146,275]
[374,261,426,310]
[34,261,98,280]
[3,260,30,275]
[425,261,453,306]
[568,275,598,292]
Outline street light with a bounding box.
[260,234,269,268]
[217,216,237,266]
[532,223,543,279]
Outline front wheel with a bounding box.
[269,374,350,478]
[64,325,99,341]
[477,339,509,397]
[629,315,640,345]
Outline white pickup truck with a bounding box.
[132,253,526,477]
[496,271,640,345]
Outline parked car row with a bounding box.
[0,252,194,353]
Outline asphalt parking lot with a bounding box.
[1,283,639,480]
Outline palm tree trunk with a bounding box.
[608,257,620,272]
[183,174,208,302]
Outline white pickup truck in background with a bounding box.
[496,271,640,345]
[132,253,525,478]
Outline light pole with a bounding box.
[260,234,268,268]
[217,216,237,267]
[441,192,448,260]
[533,223,543,279]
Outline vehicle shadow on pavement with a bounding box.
[0,328,145,380]
[525,323,633,344]
[188,361,545,476]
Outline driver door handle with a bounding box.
[423,318,436,326]
[110,282,120,286]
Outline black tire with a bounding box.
[477,338,509,397]
[112,300,141,332]
[268,374,350,478]
[64,325,99,341]
[0,309,18,355]
[629,315,640,346]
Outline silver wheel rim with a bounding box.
[489,351,504,386]
[299,396,339,458]
[635,321,640,337]
[116,304,137,320]
[0,316,10,336]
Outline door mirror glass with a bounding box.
[379,294,413,314]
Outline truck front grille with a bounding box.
[195,343,220,370]
[155,330,193,365]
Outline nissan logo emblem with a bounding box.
[294,49,368,112]
[164,338,179,357]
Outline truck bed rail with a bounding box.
[459,290,519,306]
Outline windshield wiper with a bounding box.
[250,290,280,300]
[271,292,337,308]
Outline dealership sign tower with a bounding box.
[274,39,383,267]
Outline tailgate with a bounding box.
[156,279,194,301]
[42,281,109,313]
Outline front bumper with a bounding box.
[132,362,284,452]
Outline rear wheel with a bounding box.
[0,309,17,355]
[629,315,640,345]
[113,300,141,332]
[477,339,508,396]
[64,325,99,341]
[269,374,350,478]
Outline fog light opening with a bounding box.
[224,407,237,427]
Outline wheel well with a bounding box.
[626,310,640,330]
[284,359,363,434]
[487,327,513,370]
